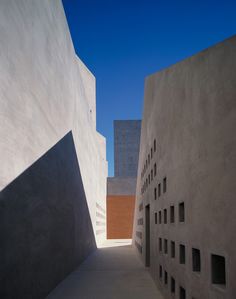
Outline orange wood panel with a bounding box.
[107,195,135,239]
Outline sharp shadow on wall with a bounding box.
[0,131,96,299]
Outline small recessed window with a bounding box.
[158,183,161,197]
[171,277,175,293]
[170,205,175,223]
[163,177,167,193]
[179,286,186,299]
[159,265,162,279]
[148,174,150,184]
[179,202,185,222]
[154,139,156,152]
[151,169,153,181]
[180,244,186,264]
[164,239,168,254]
[164,271,168,285]
[159,211,161,224]
[159,238,162,252]
[154,188,157,200]
[164,209,167,224]
[148,154,150,165]
[171,241,175,258]
[192,248,201,272]
[154,163,157,176]
[158,184,161,197]
[151,148,153,159]
[155,213,157,224]
[211,254,226,286]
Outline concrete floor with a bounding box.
[46,240,163,299]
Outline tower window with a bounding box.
[164,271,168,285]
[171,241,175,258]
[170,205,175,223]
[164,209,167,224]
[159,211,161,224]
[211,254,226,285]
[163,177,167,193]
[171,277,175,293]
[159,238,162,252]
[164,239,168,254]
[155,213,157,224]
[179,202,185,222]
[158,183,161,197]
[192,248,201,272]
[180,244,186,264]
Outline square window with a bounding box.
[180,244,186,264]
[164,209,167,224]
[192,248,201,272]
[179,286,186,299]
[170,205,175,223]
[179,202,185,222]
[159,211,161,224]
[211,254,226,285]
[171,277,175,293]
[164,239,168,254]
[163,177,167,193]
[171,241,175,258]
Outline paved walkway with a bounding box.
[46,240,163,299]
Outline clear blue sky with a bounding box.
[62,0,236,176]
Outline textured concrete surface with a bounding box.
[133,35,236,299]
[0,132,96,299]
[0,0,107,245]
[114,120,141,178]
[107,177,137,195]
[46,240,164,299]
[107,195,135,239]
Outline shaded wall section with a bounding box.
[0,132,96,299]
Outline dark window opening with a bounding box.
[192,248,201,272]
[211,254,226,285]
[164,209,167,224]
[171,277,175,293]
[180,244,186,264]
[154,188,157,200]
[151,169,153,181]
[159,211,161,224]
[158,183,161,197]
[148,174,150,184]
[170,205,175,223]
[148,154,150,165]
[179,202,185,222]
[155,213,157,224]
[164,239,168,254]
[163,177,167,193]
[171,241,175,258]
[180,286,186,299]
[154,139,156,152]
[154,163,157,176]
[164,271,168,285]
[159,238,162,252]
[151,148,153,158]
[159,265,162,279]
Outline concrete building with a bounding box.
[133,36,236,299]
[107,120,141,239]
[0,1,107,298]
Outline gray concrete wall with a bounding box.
[133,35,236,299]
[107,177,137,196]
[114,120,141,178]
[0,0,107,245]
[0,132,96,299]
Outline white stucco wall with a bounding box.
[0,0,107,245]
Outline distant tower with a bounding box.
[107,120,141,239]
[114,120,141,177]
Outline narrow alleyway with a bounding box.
[46,240,163,299]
